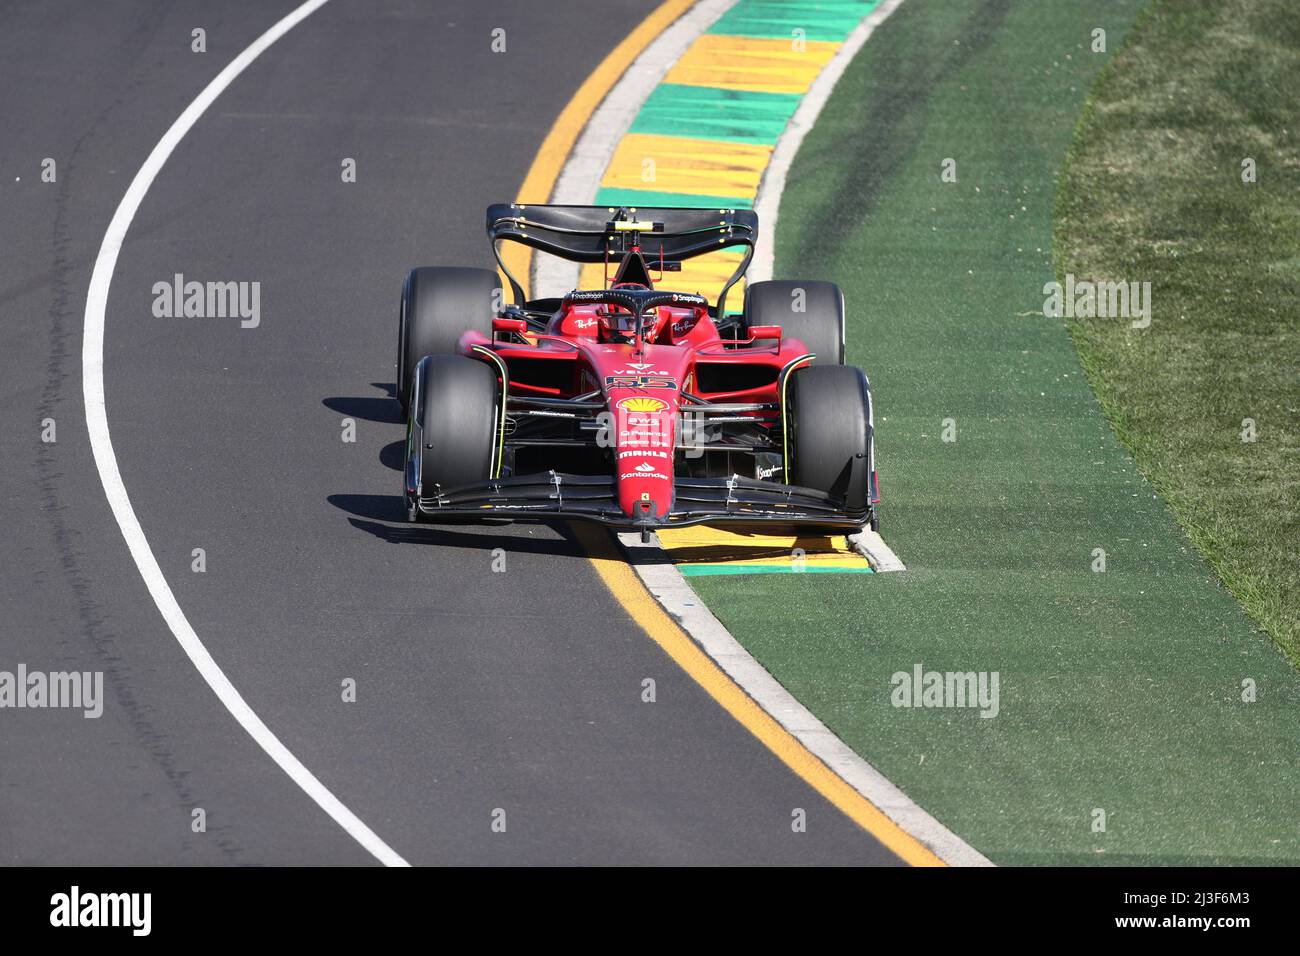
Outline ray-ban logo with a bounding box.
[152,273,260,327]
[890,664,1000,718]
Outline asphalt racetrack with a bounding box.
[0,0,905,864]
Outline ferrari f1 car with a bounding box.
[397,204,879,536]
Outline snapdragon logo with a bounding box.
[1043,273,1151,328]
[50,886,151,936]
[152,273,260,328]
[0,665,102,718]
[890,664,1000,718]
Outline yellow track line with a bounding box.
[501,0,696,297]
[574,526,944,867]
[517,2,943,866]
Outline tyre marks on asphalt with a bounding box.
[78,0,903,864]
[81,0,410,866]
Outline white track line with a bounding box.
[578,0,988,865]
[82,0,409,868]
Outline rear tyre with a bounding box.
[405,355,500,521]
[743,279,845,364]
[786,364,873,516]
[397,266,500,418]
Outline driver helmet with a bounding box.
[600,282,650,343]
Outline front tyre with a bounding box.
[405,354,500,521]
[787,364,874,518]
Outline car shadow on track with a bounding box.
[327,494,584,557]
[379,440,404,472]
[322,383,402,424]
[326,384,404,470]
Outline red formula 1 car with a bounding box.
[397,204,878,537]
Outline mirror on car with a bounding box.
[492,317,528,337]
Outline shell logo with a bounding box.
[617,397,668,413]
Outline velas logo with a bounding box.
[617,397,667,413]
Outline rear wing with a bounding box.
[486,203,757,316]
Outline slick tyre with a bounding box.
[743,279,845,364]
[786,363,872,515]
[397,266,500,417]
[405,355,500,520]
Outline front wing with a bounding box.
[412,472,867,530]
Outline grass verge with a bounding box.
[1054,0,1300,664]
[686,0,1300,864]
